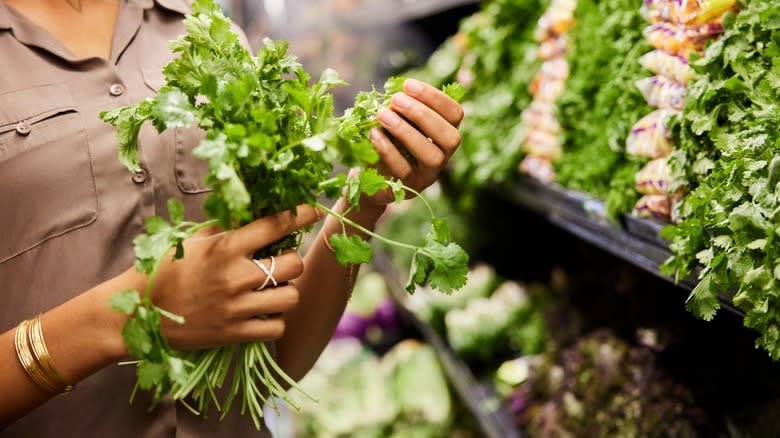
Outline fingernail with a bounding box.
[370,127,382,142]
[377,108,401,128]
[404,79,424,96]
[392,93,414,109]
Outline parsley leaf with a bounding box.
[329,234,373,265]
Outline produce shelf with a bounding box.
[334,0,481,28]
[372,251,522,438]
[500,175,743,317]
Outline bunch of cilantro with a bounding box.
[100,0,467,429]
[406,0,545,205]
[554,0,653,218]
[661,1,780,360]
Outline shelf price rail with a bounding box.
[502,175,742,317]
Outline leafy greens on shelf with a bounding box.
[100,0,467,428]
[406,0,545,203]
[554,0,652,218]
[662,1,780,359]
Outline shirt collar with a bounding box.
[153,0,192,15]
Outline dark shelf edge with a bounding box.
[334,0,481,28]
[372,250,522,438]
[499,176,744,318]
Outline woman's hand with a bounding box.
[368,78,464,204]
[141,205,323,351]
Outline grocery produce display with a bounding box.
[499,330,706,437]
[405,0,780,362]
[291,339,456,437]
[517,0,576,183]
[629,0,735,221]
[553,0,653,218]
[405,0,545,201]
[661,0,780,359]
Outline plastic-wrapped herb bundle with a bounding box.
[662,0,780,360]
[100,0,468,429]
[554,0,653,218]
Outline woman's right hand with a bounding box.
[138,205,324,351]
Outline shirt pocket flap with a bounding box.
[142,66,167,92]
[0,84,76,132]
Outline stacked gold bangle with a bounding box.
[14,314,74,394]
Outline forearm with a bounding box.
[0,270,136,426]
[275,196,386,381]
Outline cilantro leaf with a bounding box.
[329,234,373,265]
[358,168,389,197]
[110,289,141,315]
[442,82,465,102]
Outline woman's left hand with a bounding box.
[367,78,464,204]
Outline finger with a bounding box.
[228,284,300,320]
[377,108,445,169]
[371,127,413,181]
[229,315,287,342]
[389,92,462,154]
[228,205,324,255]
[403,78,464,127]
[236,249,304,292]
[192,224,224,239]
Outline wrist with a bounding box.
[338,196,387,234]
[87,269,143,361]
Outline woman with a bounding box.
[0,0,464,436]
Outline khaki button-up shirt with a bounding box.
[0,1,271,436]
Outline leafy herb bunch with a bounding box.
[405,0,545,202]
[554,0,653,218]
[101,0,468,428]
[662,1,780,359]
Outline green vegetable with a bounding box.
[101,0,468,428]
[554,0,653,218]
[406,0,545,208]
[292,339,453,437]
[662,0,780,359]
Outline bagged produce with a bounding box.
[634,194,672,219]
[643,22,723,57]
[538,35,568,60]
[640,0,679,23]
[524,129,563,159]
[530,75,567,102]
[639,50,696,84]
[521,101,561,134]
[534,0,577,41]
[636,157,672,195]
[519,156,556,183]
[635,75,687,109]
[539,56,570,80]
[641,0,737,24]
[626,109,677,158]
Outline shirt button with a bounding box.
[109,83,126,97]
[132,168,147,184]
[15,121,31,136]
